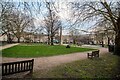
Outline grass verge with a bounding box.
[33,53,120,78]
[2,43,95,58]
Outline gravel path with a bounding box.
[0,43,19,50]
[2,47,108,71]
[2,45,108,78]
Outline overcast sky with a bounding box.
[3,0,118,35]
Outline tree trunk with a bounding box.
[59,26,62,45]
[17,38,20,43]
[51,36,54,45]
[48,34,50,45]
[7,33,12,43]
[101,40,104,47]
[107,37,110,45]
[73,39,76,44]
[114,33,120,56]
[114,17,120,55]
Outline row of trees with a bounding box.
[70,0,120,55]
[1,0,120,55]
[0,1,62,45]
[1,2,34,43]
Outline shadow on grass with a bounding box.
[116,55,120,78]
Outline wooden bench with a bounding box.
[87,50,99,59]
[1,59,34,76]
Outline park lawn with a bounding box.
[2,44,95,58]
[33,53,120,78]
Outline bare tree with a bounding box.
[19,1,64,45]
[71,0,120,55]
[69,28,80,44]
[1,1,34,43]
[93,26,115,46]
[10,10,34,43]
[43,2,61,45]
[0,2,15,43]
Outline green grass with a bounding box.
[33,53,120,78]
[2,43,95,58]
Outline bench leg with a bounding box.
[90,56,93,59]
[87,53,92,59]
[96,54,99,57]
[30,70,33,73]
[98,53,99,57]
[87,53,89,58]
[88,56,93,59]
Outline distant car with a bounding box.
[53,39,59,44]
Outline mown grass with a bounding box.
[2,43,95,58]
[33,53,120,78]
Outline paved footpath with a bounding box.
[2,46,108,71]
[2,44,108,78]
[0,43,20,50]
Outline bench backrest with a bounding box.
[92,50,99,55]
[1,59,34,76]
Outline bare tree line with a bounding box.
[1,2,34,43]
[0,1,62,45]
[1,0,120,55]
[70,0,120,55]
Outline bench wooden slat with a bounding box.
[18,63,20,72]
[15,63,17,72]
[2,65,3,74]
[9,64,11,73]
[26,62,28,70]
[29,63,31,69]
[1,59,34,76]
[20,63,23,71]
[87,50,99,59]
[24,62,25,71]
[5,65,7,74]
